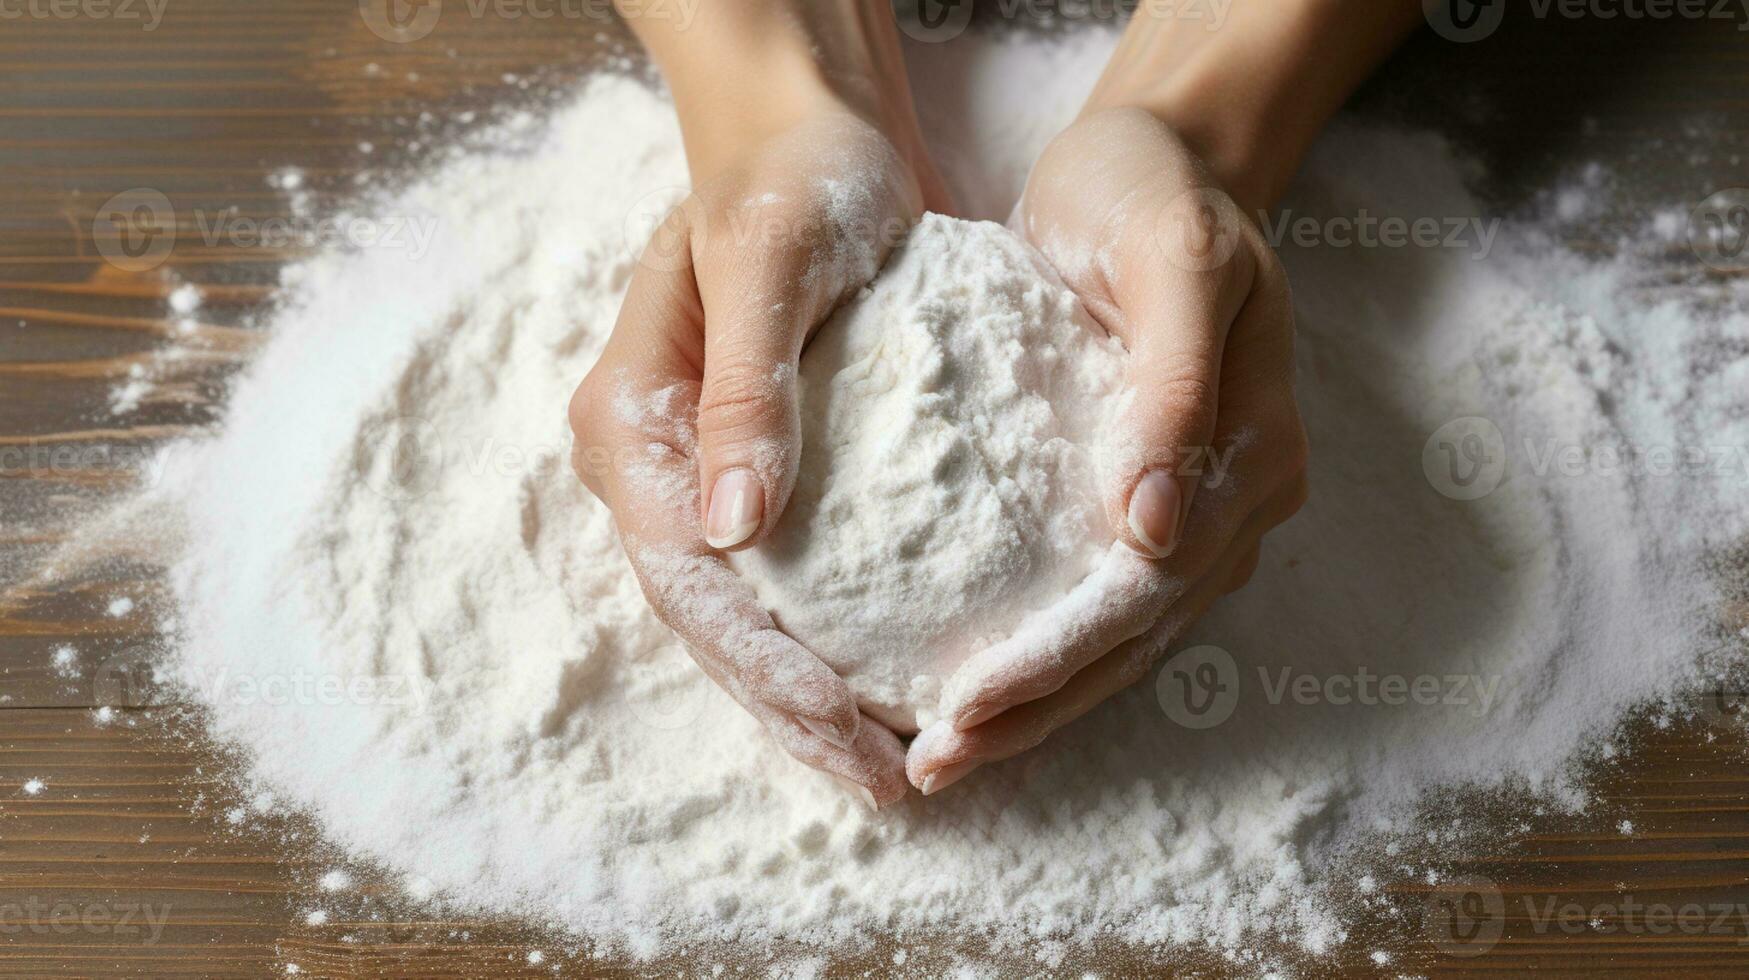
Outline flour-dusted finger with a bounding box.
[938,547,1176,731]
[630,543,861,750]
[938,424,1285,732]
[689,653,908,809]
[913,477,1309,793]
[910,541,1247,795]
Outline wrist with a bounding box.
[641,1,931,185]
[1081,0,1419,212]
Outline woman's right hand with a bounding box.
[569,1,951,807]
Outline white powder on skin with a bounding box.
[730,215,1125,732]
[60,29,1746,971]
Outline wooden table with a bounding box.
[2,3,1747,975]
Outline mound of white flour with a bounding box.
[731,215,1124,732]
[79,26,1748,974]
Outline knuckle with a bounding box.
[698,361,791,440]
[1145,373,1220,447]
[1154,373,1218,411]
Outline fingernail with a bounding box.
[920,759,981,796]
[705,468,763,550]
[835,776,880,811]
[797,713,857,750]
[1126,470,1182,558]
[952,703,1002,732]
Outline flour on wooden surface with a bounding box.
[88,27,1749,972]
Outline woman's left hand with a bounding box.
[907,107,1309,795]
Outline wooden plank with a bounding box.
[0,0,1745,975]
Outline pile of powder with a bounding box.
[730,214,1125,733]
[66,25,1748,972]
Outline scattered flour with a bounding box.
[167,283,203,316]
[68,24,1747,972]
[50,644,80,679]
[730,215,1125,732]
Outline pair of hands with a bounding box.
[568,96,1307,806]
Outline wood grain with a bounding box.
[3,2,1748,976]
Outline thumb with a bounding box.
[1107,206,1258,559]
[695,299,806,553]
[1112,336,1222,560]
